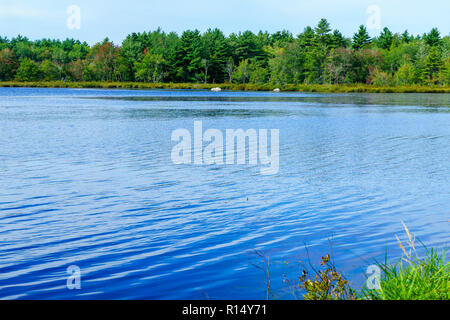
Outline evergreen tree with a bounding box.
[352,25,371,49]
[330,30,346,49]
[0,36,9,50]
[424,46,442,83]
[297,26,316,47]
[270,30,294,47]
[315,19,332,47]
[401,30,412,43]
[172,30,204,82]
[234,31,266,63]
[424,28,441,47]
[378,27,394,49]
[201,29,231,83]
[0,22,447,86]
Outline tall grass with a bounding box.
[273,223,449,300]
[362,223,449,300]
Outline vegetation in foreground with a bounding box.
[299,250,449,300]
[260,224,449,300]
[1,81,449,93]
[361,223,449,300]
[1,19,449,88]
[363,249,449,300]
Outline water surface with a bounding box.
[0,88,449,299]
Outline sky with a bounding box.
[0,0,449,44]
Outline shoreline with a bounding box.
[1,81,450,93]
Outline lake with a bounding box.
[0,87,449,299]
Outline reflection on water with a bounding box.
[88,92,450,108]
[0,88,449,300]
[122,108,287,119]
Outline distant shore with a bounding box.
[1,81,450,93]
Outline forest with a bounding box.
[0,19,449,86]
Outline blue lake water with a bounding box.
[0,87,449,300]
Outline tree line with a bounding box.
[0,19,449,86]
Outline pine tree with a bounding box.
[202,29,230,83]
[378,27,393,49]
[352,25,371,49]
[401,30,412,43]
[424,28,441,47]
[315,19,332,46]
[330,30,346,48]
[297,26,316,47]
[172,30,204,82]
[424,46,442,83]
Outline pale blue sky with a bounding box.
[0,0,449,44]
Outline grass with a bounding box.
[1,81,450,93]
[362,249,449,300]
[361,223,449,300]
[260,223,449,300]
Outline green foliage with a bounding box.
[351,49,383,84]
[201,28,231,83]
[362,224,449,300]
[439,57,450,85]
[363,250,449,300]
[352,25,371,49]
[248,61,269,84]
[39,60,60,81]
[64,59,85,81]
[401,30,413,44]
[294,224,449,301]
[377,27,394,50]
[330,30,346,49]
[424,46,442,84]
[370,67,393,86]
[270,30,294,47]
[134,52,166,82]
[15,58,41,81]
[11,36,34,61]
[233,59,251,84]
[297,26,316,48]
[233,30,266,63]
[414,43,430,85]
[315,19,332,47]
[171,30,204,82]
[424,28,441,47]
[298,254,357,300]
[394,62,416,85]
[83,39,119,81]
[324,48,353,84]
[0,81,448,93]
[382,43,419,74]
[0,22,448,87]
[0,48,19,81]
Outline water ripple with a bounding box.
[0,88,449,299]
